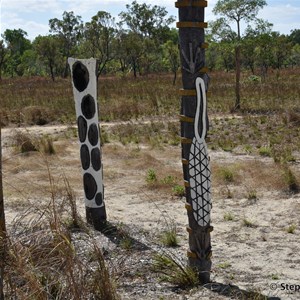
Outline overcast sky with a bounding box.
[0,0,299,41]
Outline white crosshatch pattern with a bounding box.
[68,58,104,209]
[188,77,212,226]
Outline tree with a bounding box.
[3,29,31,77]
[34,35,63,81]
[119,0,175,40]
[213,0,267,110]
[0,41,7,80]
[162,39,180,85]
[49,11,83,77]
[82,11,116,77]
[289,29,300,45]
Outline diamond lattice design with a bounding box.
[188,137,212,226]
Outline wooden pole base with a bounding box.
[86,207,107,231]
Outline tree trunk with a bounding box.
[0,125,7,300]
[234,45,241,110]
[176,0,212,284]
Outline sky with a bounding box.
[0,0,299,41]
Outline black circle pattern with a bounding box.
[77,116,87,143]
[81,94,96,119]
[83,173,97,200]
[91,148,101,171]
[80,144,90,170]
[72,62,89,92]
[95,192,103,206]
[88,123,99,146]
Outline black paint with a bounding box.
[95,192,103,206]
[72,61,89,92]
[81,94,96,119]
[77,116,87,143]
[91,147,101,171]
[88,123,99,146]
[83,173,97,200]
[80,144,90,170]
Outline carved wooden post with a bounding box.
[68,58,107,230]
[176,0,213,283]
[0,125,6,300]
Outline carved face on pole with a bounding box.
[68,58,106,227]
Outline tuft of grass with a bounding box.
[223,212,234,221]
[242,218,256,228]
[258,146,271,157]
[172,185,185,197]
[152,253,199,288]
[217,261,232,269]
[282,166,299,193]
[286,224,297,234]
[12,131,38,153]
[160,227,179,248]
[40,136,56,155]
[146,168,157,184]
[220,167,234,183]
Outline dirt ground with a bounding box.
[1,121,300,300]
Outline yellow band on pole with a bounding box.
[178,89,197,96]
[181,137,192,144]
[187,250,198,258]
[182,159,189,165]
[179,115,194,123]
[175,0,208,8]
[186,226,193,234]
[199,67,209,73]
[184,180,190,187]
[201,42,209,48]
[185,202,192,211]
[176,22,208,28]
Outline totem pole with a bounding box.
[176,0,213,283]
[68,58,107,230]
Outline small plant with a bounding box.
[258,146,271,157]
[161,175,176,185]
[223,212,234,221]
[247,189,258,201]
[172,185,185,197]
[271,273,280,280]
[146,168,157,184]
[13,131,38,153]
[152,253,199,288]
[220,167,234,183]
[160,227,179,247]
[286,224,297,234]
[242,218,256,228]
[119,236,133,250]
[282,166,299,193]
[217,261,232,269]
[41,136,56,155]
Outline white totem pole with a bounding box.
[68,58,107,230]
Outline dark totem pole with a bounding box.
[68,58,107,230]
[176,0,213,283]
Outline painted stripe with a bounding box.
[175,0,207,8]
[195,77,207,142]
[181,137,192,144]
[179,115,194,123]
[187,250,198,258]
[182,159,189,165]
[199,67,209,73]
[201,42,209,49]
[184,180,190,187]
[176,22,208,28]
[178,89,197,96]
[185,202,192,211]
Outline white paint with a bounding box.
[68,58,104,209]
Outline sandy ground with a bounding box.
[1,123,300,300]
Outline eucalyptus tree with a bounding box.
[49,11,83,77]
[34,35,63,81]
[3,29,31,77]
[0,41,6,80]
[212,0,267,110]
[82,11,117,78]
